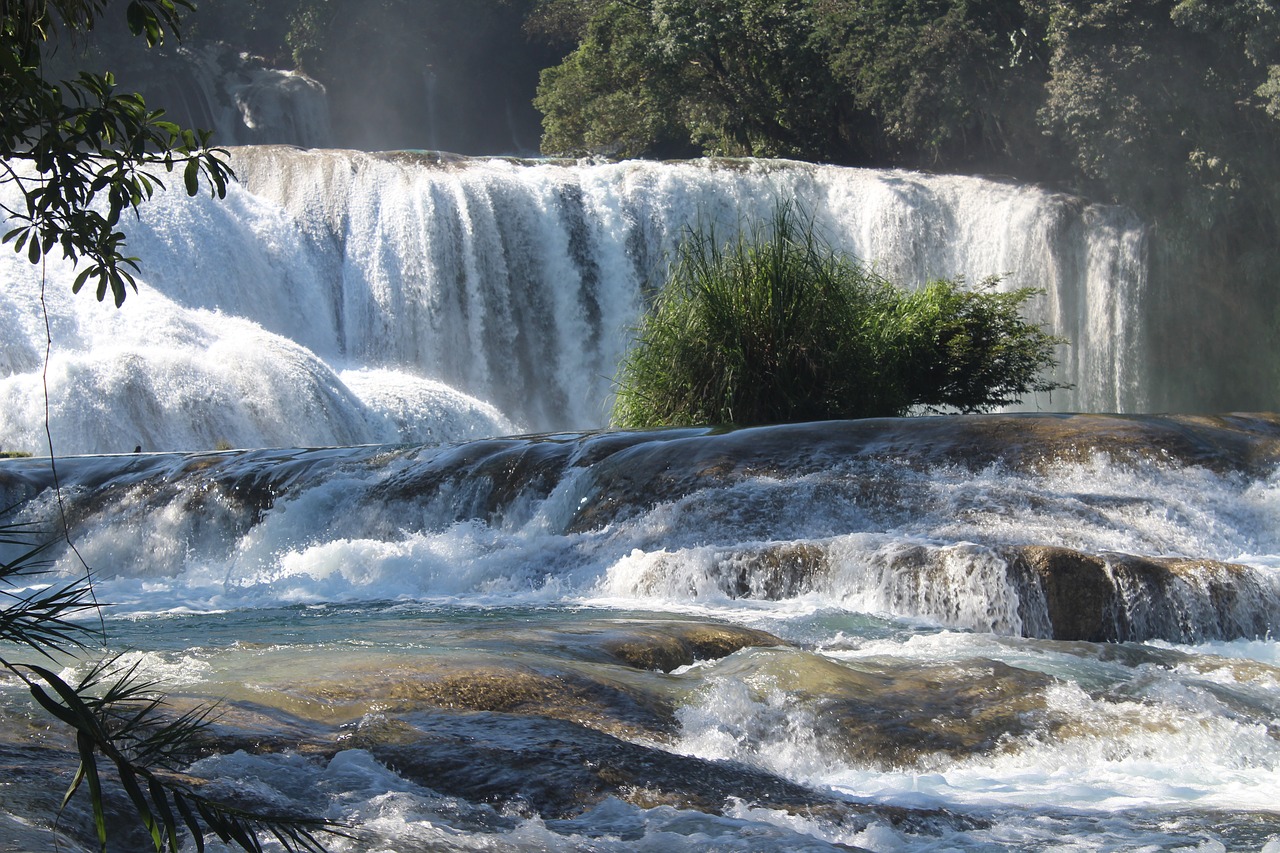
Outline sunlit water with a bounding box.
[1,417,1278,852]
[1,149,1147,458]
[1,147,1270,850]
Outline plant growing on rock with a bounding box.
[611,204,1067,428]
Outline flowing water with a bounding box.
[1,415,1278,852]
[1,150,1277,852]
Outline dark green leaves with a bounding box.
[1,0,234,306]
[0,521,341,853]
[19,658,338,853]
[125,0,196,47]
[535,0,845,160]
[0,525,99,656]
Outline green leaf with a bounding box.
[174,794,207,853]
[117,767,164,851]
[183,158,200,196]
[76,731,109,851]
[149,776,183,853]
[126,2,148,38]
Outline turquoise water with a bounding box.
[2,417,1279,851]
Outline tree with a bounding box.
[1037,0,1280,409]
[537,0,1280,412]
[533,0,850,160]
[532,0,1050,166]
[611,205,1066,428]
[809,0,1051,169]
[2,3,332,849]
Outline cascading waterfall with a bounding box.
[0,413,1278,852]
[9,147,1274,853]
[130,45,333,149]
[1,147,1145,455]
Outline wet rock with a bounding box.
[441,615,788,671]
[717,542,831,600]
[357,709,981,837]
[1005,545,1280,642]
[599,621,787,671]
[824,660,1059,767]
[385,665,677,738]
[714,648,1059,769]
[270,658,678,740]
[564,413,1280,532]
[369,437,578,525]
[205,616,791,747]
[621,541,834,601]
[1006,545,1118,642]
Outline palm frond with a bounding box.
[21,660,344,853]
[1,518,341,853]
[0,521,99,656]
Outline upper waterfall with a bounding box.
[0,147,1147,455]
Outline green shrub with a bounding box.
[611,205,1068,428]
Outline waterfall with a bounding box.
[0,147,1147,455]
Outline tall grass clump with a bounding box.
[612,204,1067,427]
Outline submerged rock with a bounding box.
[231,616,788,741]
[696,647,1061,770]
[598,621,787,671]
[354,709,980,839]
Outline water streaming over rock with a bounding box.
[0,413,1278,851]
[3,149,1276,853]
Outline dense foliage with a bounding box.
[531,0,1048,166]
[612,207,1065,427]
[536,1,1280,412]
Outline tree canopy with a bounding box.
[533,0,1280,194]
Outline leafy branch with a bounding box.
[2,2,338,844]
[1,0,236,306]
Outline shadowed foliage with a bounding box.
[3,2,336,848]
[0,518,339,852]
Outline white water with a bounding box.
[1,422,1277,852]
[4,147,1274,852]
[2,148,1146,455]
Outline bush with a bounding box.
[611,205,1067,428]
